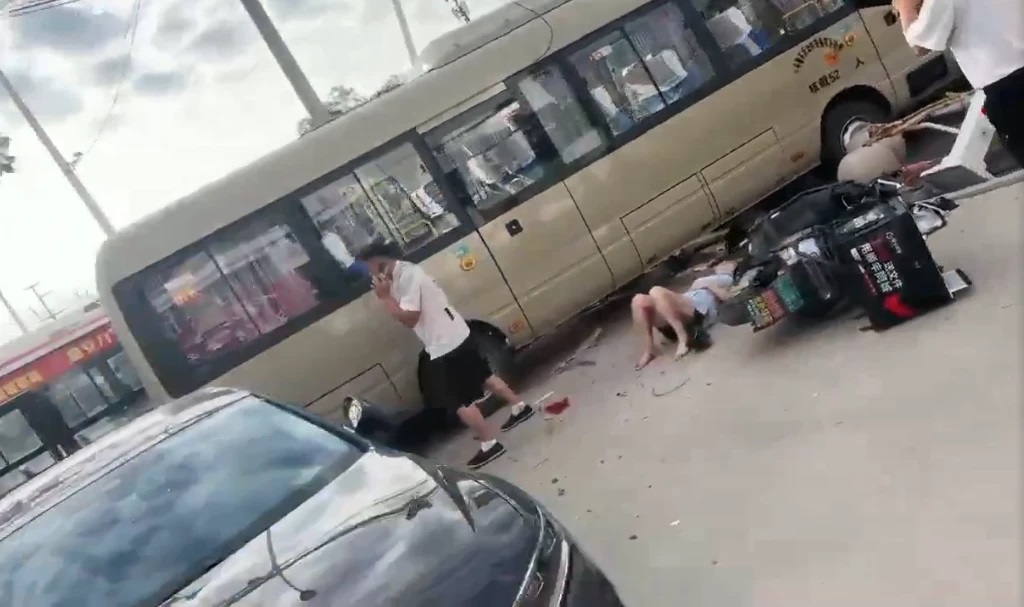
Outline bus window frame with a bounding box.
[423,87,599,225]
[536,0,857,155]
[0,406,46,474]
[423,0,859,221]
[114,132,478,398]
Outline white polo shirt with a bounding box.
[905,0,1024,89]
[391,261,471,359]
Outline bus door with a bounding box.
[426,93,615,335]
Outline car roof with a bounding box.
[0,388,253,540]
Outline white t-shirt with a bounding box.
[391,261,471,359]
[905,0,1024,89]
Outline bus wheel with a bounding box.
[473,326,517,384]
[821,99,889,169]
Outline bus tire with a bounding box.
[470,324,518,418]
[821,99,889,169]
[472,324,517,384]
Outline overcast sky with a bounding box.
[0,0,509,342]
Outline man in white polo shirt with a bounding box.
[895,0,1024,167]
[357,241,534,469]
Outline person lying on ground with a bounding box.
[631,261,738,370]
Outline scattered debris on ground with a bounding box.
[651,377,690,398]
[552,327,604,376]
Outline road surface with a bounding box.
[428,182,1022,606]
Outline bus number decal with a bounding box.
[808,70,841,95]
[792,37,847,73]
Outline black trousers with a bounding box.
[983,66,1024,169]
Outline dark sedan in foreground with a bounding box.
[0,388,624,607]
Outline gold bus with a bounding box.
[96,0,956,424]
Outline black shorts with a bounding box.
[425,336,494,409]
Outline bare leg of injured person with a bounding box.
[649,286,698,361]
[631,294,659,370]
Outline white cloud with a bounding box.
[0,0,512,340]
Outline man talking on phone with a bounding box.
[356,241,535,469]
[893,0,1024,167]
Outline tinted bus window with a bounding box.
[696,0,849,68]
[514,65,607,164]
[0,411,41,465]
[300,142,461,261]
[139,215,322,370]
[570,2,716,136]
[428,95,565,221]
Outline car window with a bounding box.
[0,398,361,607]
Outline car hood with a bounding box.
[162,452,537,607]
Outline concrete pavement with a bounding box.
[429,183,1022,606]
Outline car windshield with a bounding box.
[0,397,361,607]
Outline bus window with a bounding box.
[108,351,143,393]
[428,95,563,222]
[139,217,323,371]
[697,0,848,68]
[568,3,715,137]
[514,65,607,164]
[301,143,461,259]
[570,29,666,135]
[622,2,716,104]
[0,410,42,465]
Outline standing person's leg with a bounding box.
[441,337,515,468]
[483,374,535,432]
[984,68,1024,168]
[648,286,698,360]
[631,293,660,370]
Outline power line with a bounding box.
[3,0,83,18]
[72,0,144,169]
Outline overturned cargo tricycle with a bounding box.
[718,179,972,333]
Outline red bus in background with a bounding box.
[0,307,149,497]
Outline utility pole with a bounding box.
[448,0,471,23]
[238,0,331,129]
[0,288,29,335]
[0,67,116,237]
[391,0,418,65]
[25,282,61,322]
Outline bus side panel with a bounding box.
[215,294,417,415]
[620,175,716,267]
[305,365,400,425]
[477,182,615,335]
[563,94,747,259]
[857,7,954,109]
[701,130,789,219]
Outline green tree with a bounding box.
[296,77,406,136]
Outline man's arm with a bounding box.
[374,269,422,328]
[381,295,421,328]
[901,0,955,52]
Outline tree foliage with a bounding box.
[297,75,406,136]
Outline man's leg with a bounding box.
[631,294,660,370]
[485,374,535,432]
[985,69,1024,168]
[648,286,698,359]
[457,403,498,443]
